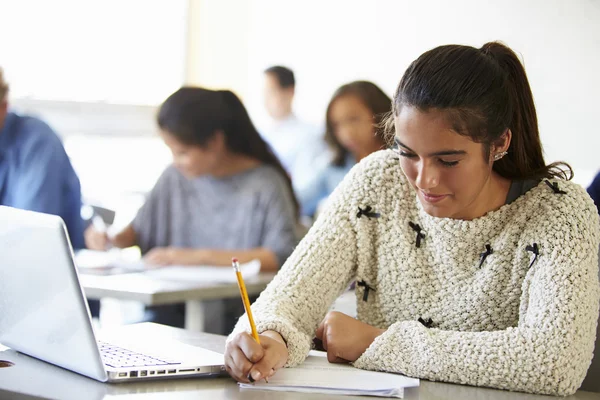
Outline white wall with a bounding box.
[242,0,600,183]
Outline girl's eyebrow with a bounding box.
[394,137,467,157]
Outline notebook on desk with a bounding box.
[240,350,419,398]
[0,206,225,382]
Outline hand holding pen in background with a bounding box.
[84,216,113,250]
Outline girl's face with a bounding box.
[160,130,220,178]
[394,106,508,220]
[329,94,383,160]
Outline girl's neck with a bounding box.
[210,151,261,178]
[460,172,511,220]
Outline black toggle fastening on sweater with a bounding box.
[356,206,381,219]
[478,244,494,268]
[545,180,567,195]
[357,280,376,301]
[418,317,434,328]
[526,243,540,268]
[409,222,426,248]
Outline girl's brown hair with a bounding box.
[0,68,9,102]
[390,42,572,181]
[158,87,300,216]
[325,81,392,167]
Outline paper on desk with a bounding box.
[75,249,145,272]
[239,350,419,398]
[144,259,261,283]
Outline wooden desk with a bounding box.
[0,323,597,400]
[80,272,275,331]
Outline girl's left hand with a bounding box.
[315,311,385,363]
[144,247,202,266]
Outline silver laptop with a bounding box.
[0,206,225,382]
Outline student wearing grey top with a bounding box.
[85,87,300,331]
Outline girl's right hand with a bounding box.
[84,225,110,250]
[224,330,288,383]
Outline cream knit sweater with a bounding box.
[230,150,600,396]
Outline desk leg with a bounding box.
[184,300,205,331]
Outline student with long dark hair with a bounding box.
[225,43,599,396]
[298,81,391,216]
[86,87,299,330]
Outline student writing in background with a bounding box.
[298,81,391,217]
[85,87,299,331]
[0,67,84,250]
[225,42,599,396]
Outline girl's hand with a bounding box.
[84,225,110,250]
[225,331,288,383]
[315,311,385,363]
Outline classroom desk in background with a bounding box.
[80,272,275,331]
[0,323,598,400]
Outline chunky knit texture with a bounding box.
[229,150,600,396]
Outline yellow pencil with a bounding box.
[232,257,268,383]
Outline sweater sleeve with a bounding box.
[228,161,363,366]
[354,188,600,396]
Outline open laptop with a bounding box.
[0,206,225,382]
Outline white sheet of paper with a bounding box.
[239,350,419,398]
[144,259,261,283]
[74,249,145,272]
[76,250,260,283]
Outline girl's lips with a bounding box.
[420,191,448,203]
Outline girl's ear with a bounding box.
[490,129,512,161]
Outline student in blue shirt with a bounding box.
[589,171,600,213]
[261,66,328,202]
[298,81,391,216]
[0,68,84,249]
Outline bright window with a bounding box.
[0,0,187,105]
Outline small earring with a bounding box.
[493,151,508,161]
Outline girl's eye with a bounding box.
[398,151,417,158]
[439,159,459,167]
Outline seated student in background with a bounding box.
[588,171,600,213]
[261,66,328,197]
[225,42,599,396]
[298,81,391,216]
[0,67,84,250]
[85,87,299,332]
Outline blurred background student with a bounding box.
[85,87,299,333]
[0,67,84,250]
[298,81,391,217]
[260,66,329,206]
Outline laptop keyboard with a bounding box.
[99,341,182,368]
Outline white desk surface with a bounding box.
[0,323,598,400]
[80,272,275,305]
